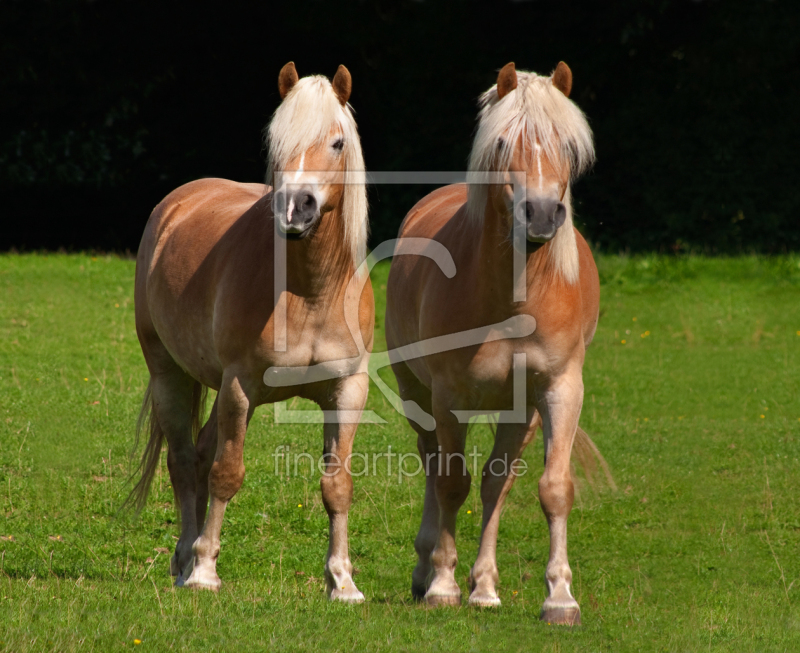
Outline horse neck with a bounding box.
[475,200,557,310]
[284,205,354,300]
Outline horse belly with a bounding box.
[148,292,223,388]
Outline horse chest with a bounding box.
[265,330,356,368]
[442,340,551,409]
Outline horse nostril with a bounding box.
[294,191,317,224]
[525,201,534,221]
[553,202,567,228]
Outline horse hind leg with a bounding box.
[389,361,439,601]
[194,396,218,530]
[412,425,439,601]
[146,364,205,587]
[468,409,538,607]
[425,394,470,606]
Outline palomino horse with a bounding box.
[386,62,600,624]
[131,62,372,602]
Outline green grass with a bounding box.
[1,253,800,651]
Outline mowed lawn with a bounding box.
[1,253,800,652]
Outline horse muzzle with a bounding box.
[516,198,567,243]
[273,188,320,238]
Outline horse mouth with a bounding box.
[527,231,556,244]
[279,217,321,241]
[283,229,311,240]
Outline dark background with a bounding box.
[2,0,798,253]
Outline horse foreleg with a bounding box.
[537,367,583,625]
[185,372,251,592]
[425,395,470,606]
[469,409,538,607]
[319,373,368,603]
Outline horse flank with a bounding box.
[265,75,368,267]
[466,69,595,284]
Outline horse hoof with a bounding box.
[329,589,365,604]
[468,593,501,608]
[540,606,581,626]
[184,571,221,592]
[425,592,462,607]
[174,574,186,588]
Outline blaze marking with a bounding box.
[534,142,543,191]
[287,153,306,222]
[293,153,305,181]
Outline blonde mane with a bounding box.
[466,69,595,284]
[265,75,368,266]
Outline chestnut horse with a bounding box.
[386,62,600,624]
[131,63,372,602]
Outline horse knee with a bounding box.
[208,459,245,501]
[538,471,574,518]
[320,471,353,514]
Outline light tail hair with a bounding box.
[571,426,617,493]
[482,414,615,493]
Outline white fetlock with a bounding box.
[468,589,501,607]
[424,575,462,606]
[184,561,221,592]
[540,581,581,625]
[468,566,501,607]
[328,579,365,604]
[325,558,364,603]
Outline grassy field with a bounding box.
[1,253,800,651]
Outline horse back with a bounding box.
[398,184,469,241]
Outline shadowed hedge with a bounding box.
[2,0,798,253]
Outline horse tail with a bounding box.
[571,426,617,493]
[124,378,208,513]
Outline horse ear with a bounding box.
[552,61,572,98]
[332,65,352,106]
[278,62,299,100]
[496,62,517,99]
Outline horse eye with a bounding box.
[332,138,344,152]
[497,137,504,150]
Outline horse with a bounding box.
[385,62,601,624]
[130,62,372,603]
